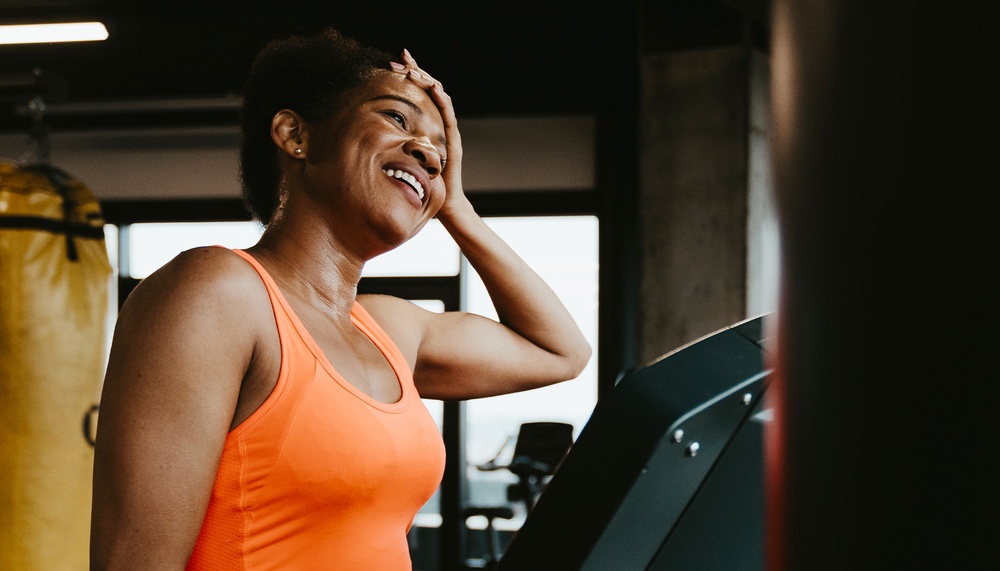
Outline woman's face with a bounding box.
[299,71,448,257]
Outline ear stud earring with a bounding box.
[294,148,302,154]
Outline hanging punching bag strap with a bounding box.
[0,164,105,262]
[82,404,100,448]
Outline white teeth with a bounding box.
[383,168,424,200]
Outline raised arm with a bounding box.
[363,53,591,400]
[90,248,266,570]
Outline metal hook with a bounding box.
[18,95,50,165]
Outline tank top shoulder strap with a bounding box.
[227,247,415,409]
[350,302,415,391]
[227,247,310,355]
[223,247,314,442]
[230,248,281,305]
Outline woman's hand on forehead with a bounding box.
[389,50,462,175]
[388,48,466,219]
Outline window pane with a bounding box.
[104,224,119,358]
[463,216,599,527]
[104,224,119,275]
[363,220,460,277]
[127,221,264,278]
[127,220,459,280]
[415,301,445,528]
[411,299,446,313]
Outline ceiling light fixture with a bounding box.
[0,22,109,45]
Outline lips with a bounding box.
[382,167,425,201]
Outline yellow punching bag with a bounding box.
[0,160,111,570]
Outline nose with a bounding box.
[403,137,442,177]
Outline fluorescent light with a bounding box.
[0,22,109,45]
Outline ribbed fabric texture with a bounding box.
[186,249,446,570]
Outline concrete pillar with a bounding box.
[638,46,753,363]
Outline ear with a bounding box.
[271,109,308,159]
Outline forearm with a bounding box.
[394,51,590,394]
[438,197,591,374]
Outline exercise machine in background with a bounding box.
[464,421,575,568]
[495,315,771,571]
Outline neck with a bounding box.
[248,215,365,327]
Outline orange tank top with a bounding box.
[187,249,446,570]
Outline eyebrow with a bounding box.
[369,94,448,148]
[370,94,422,114]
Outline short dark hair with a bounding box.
[239,28,393,224]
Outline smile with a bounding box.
[383,168,425,201]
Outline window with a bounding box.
[125,221,263,279]
[463,216,599,528]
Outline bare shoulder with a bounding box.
[113,247,271,363]
[355,292,418,313]
[356,293,431,327]
[122,247,265,320]
[101,246,272,429]
[93,248,269,568]
[127,246,260,296]
[356,294,432,364]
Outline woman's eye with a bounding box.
[385,110,407,129]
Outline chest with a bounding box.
[219,310,447,566]
[294,306,402,405]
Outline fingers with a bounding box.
[390,50,463,170]
[395,49,461,143]
[401,48,419,72]
[390,52,447,107]
[399,50,439,89]
[390,50,433,82]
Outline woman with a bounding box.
[89,28,590,570]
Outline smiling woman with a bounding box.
[274,69,449,252]
[89,28,591,571]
